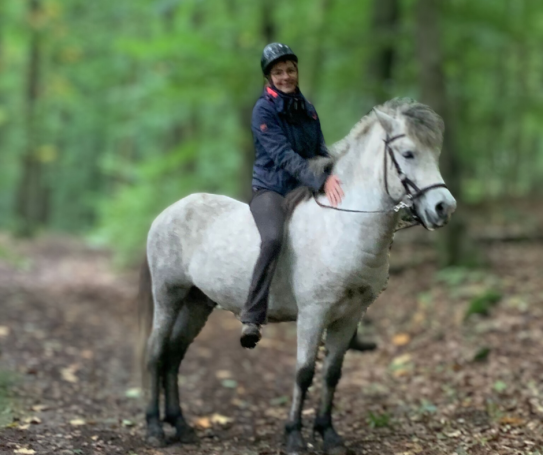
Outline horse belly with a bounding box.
[265,265,298,322]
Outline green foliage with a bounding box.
[435,266,490,287]
[367,410,391,428]
[464,289,502,320]
[0,370,16,427]
[473,346,491,362]
[493,380,507,393]
[0,243,31,270]
[0,0,542,260]
[418,399,438,414]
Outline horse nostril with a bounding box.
[435,202,445,218]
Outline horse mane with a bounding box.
[284,98,444,218]
[331,97,444,158]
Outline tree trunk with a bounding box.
[0,1,5,154]
[305,0,332,102]
[415,0,471,267]
[368,0,399,105]
[15,0,44,236]
[237,2,278,203]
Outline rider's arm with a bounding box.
[252,101,328,191]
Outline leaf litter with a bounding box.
[0,236,543,454]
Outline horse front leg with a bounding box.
[314,312,361,455]
[285,310,325,454]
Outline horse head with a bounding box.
[332,98,456,230]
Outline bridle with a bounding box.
[314,133,448,228]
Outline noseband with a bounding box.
[314,133,448,226]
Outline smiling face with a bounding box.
[269,60,298,94]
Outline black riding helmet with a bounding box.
[261,43,298,76]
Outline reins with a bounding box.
[313,133,448,228]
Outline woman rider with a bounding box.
[239,43,344,349]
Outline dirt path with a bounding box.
[1,234,543,455]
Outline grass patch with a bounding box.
[0,370,16,427]
[464,289,502,320]
[0,243,31,270]
[367,411,391,428]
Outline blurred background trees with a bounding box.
[0,0,541,264]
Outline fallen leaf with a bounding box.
[391,353,412,366]
[124,388,141,398]
[194,417,211,429]
[18,424,30,430]
[23,416,41,424]
[269,396,288,406]
[0,326,10,337]
[80,349,94,359]
[216,370,232,379]
[211,413,233,425]
[30,405,48,412]
[528,398,543,415]
[221,379,237,389]
[70,418,86,426]
[493,380,507,393]
[393,369,411,378]
[390,354,414,376]
[499,416,525,426]
[122,419,135,427]
[392,333,411,346]
[60,364,80,383]
[14,449,36,454]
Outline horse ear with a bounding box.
[373,109,399,135]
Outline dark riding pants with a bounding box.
[240,188,286,325]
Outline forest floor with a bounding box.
[0,230,543,455]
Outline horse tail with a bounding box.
[136,252,153,389]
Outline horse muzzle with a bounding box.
[416,192,457,231]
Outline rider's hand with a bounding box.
[324,175,344,207]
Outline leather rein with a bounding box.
[314,133,448,226]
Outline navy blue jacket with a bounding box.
[251,86,330,196]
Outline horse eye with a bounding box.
[402,151,415,159]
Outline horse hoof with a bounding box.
[320,427,348,455]
[146,433,166,448]
[285,431,306,454]
[240,323,262,349]
[326,445,350,455]
[176,424,199,444]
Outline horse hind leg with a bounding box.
[162,287,215,443]
[145,284,187,447]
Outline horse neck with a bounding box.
[333,125,394,214]
[314,125,399,255]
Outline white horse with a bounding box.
[138,98,456,454]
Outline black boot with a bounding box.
[348,329,377,352]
